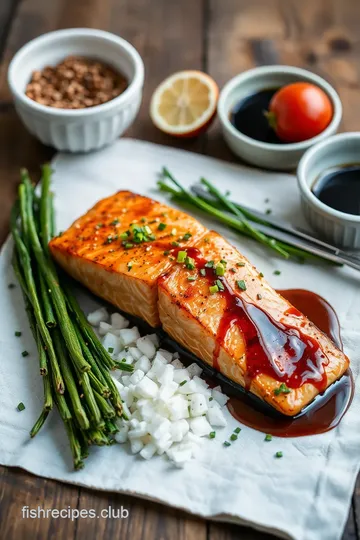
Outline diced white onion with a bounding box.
[99,312,233,465]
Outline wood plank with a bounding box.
[75,488,206,540]
[0,466,78,539]
[206,0,360,160]
[0,1,207,540]
[209,521,277,540]
[0,0,18,61]
[206,1,360,538]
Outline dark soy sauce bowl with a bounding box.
[297,132,360,249]
[217,65,342,171]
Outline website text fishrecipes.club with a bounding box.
[21,505,130,521]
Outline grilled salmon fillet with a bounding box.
[158,231,349,416]
[50,191,206,326]
[50,191,349,416]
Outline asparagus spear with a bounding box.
[52,329,90,431]
[30,410,50,439]
[93,390,116,419]
[73,323,110,391]
[62,279,133,372]
[39,274,56,328]
[88,370,111,398]
[11,201,64,392]
[64,421,84,470]
[21,172,90,374]
[39,164,52,251]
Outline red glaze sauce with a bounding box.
[227,289,353,437]
[179,248,329,391]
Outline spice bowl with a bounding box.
[297,133,360,249]
[8,28,144,152]
[217,65,342,170]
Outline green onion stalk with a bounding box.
[158,167,334,263]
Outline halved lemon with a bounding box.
[150,70,219,138]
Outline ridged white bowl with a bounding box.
[8,28,144,153]
[297,133,360,249]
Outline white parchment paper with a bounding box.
[0,139,359,540]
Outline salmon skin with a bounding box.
[50,191,349,416]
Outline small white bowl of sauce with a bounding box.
[297,132,360,249]
[217,65,342,170]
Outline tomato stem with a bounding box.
[264,110,277,131]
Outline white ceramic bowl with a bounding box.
[297,133,360,249]
[8,28,144,152]
[217,65,342,170]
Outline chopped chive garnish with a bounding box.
[216,279,224,291]
[120,232,129,240]
[275,451,283,458]
[158,222,167,231]
[205,260,214,268]
[236,280,247,291]
[209,397,213,401]
[234,427,241,434]
[259,272,264,278]
[187,276,197,282]
[104,234,118,244]
[127,261,133,271]
[236,262,245,267]
[185,256,195,270]
[95,223,103,229]
[224,441,231,447]
[215,263,225,276]
[124,243,134,249]
[266,209,272,215]
[17,402,25,411]
[183,232,192,241]
[177,251,187,263]
[265,434,272,441]
[110,218,119,226]
[179,380,187,386]
[230,434,238,441]
[144,225,152,234]
[230,267,236,273]
[108,347,114,353]
[220,259,227,265]
[15,331,22,337]
[8,283,15,289]
[273,270,281,275]
[22,351,29,357]
[200,268,206,277]
[209,284,219,294]
[141,217,147,223]
[274,383,291,396]
[171,241,180,247]
[164,250,170,255]
[209,431,216,439]
[257,293,262,300]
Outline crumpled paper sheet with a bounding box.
[0,139,359,540]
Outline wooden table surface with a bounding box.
[0,1,359,539]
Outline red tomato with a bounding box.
[268,82,333,143]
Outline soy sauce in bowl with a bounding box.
[312,164,360,216]
[230,88,284,144]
